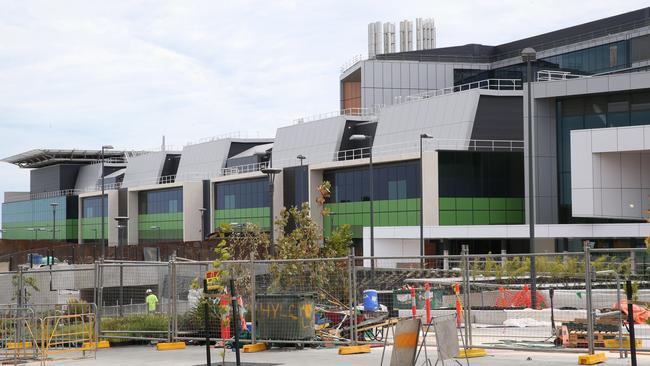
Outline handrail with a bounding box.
[340,54,366,73]
[293,106,380,124]
[334,138,524,161]
[221,161,269,176]
[393,78,522,106]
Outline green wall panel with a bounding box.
[439,197,524,226]
[324,198,420,238]
[214,206,270,230]
[138,212,183,241]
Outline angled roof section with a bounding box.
[121,151,171,188]
[1,149,129,168]
[373,88,522,155]
[175,138,273,181]
[272,116,354,168]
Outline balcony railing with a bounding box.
[221,161,270,176]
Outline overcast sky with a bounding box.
[1,0,648,231]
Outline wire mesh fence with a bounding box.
[1,248,648,356]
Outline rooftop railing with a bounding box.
[340,54,366,73]
[293,107,380,124]
[335,138,524,162]
[393,78,522,105]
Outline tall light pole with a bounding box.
[419,134,433,268]
[522,47,537,308]
[261,168,282,257]
[198,207,207,261]
[349,134,375,286]
[100,145,114,260]
[50,202,59,240]
[296,154,306,166]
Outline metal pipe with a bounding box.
[526,56,537,309]
[584,241,594,355]
[250,253,256,345]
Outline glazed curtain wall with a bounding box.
[1,196,78,241]
[438,151,524,225]
[557,91,650,223]
[323,161,420,238]
[214,178,270,230]
[138,187,183,242]
[455,40,628,85]
[81,196,108,243]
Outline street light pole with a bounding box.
[349,134,375,286]
[522,47,537,308]
[419,134,433,268]
[296,154,306,167]
[100,145,114,260]
[261,168,282,257]
[50,202,59,240]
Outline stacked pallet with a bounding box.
[568,331,621,348]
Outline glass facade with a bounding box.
[455,40,629,85]
[323,161,421,238]
[214,178,270,230]
[81,195,108,243]
[557,90,650,223]
[138,187,183,242]
[1,196,78,241]
[438,151,524,225]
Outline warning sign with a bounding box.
[205,271,221,291]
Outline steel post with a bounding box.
[584,241,594,355]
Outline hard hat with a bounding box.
[146,289,152,294]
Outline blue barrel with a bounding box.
[363,289,379,311]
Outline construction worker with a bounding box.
[145,289,158,314]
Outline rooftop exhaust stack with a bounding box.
[416,18,436,50]
[383,22,396,54]
[399,20,413,52]
[368,21,383,58]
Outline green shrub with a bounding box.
[101,314,168,343]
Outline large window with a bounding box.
[138,188,183,214]
[82,196,107,218]
[455,40,629,85]
[81,195,107,243]
[138,187,183,243]
[215,178,268,210]
[557,91,650,223]
[1,196,78,241]
[214,178,270,230]
[438,151,524,225]
[324,161,420,203]
[322,161,421,238]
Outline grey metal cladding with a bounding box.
[175,140,231,180]
[74,164,102,191]
[272,116,348,168]
[470,95,524,141]
[372,89,481,151]
[30,164,81,194]
[121,151,168,187]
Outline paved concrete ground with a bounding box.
[23,345,650,366]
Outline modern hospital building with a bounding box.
[3,8,650,262]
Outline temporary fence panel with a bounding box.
[98,262,171,342]
[0,307,40,363]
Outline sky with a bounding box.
[1,0,649,233]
